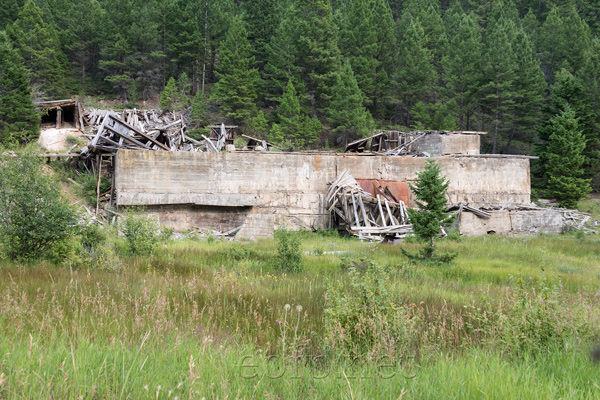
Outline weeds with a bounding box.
[274,227,303,272]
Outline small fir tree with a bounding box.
[543,106,591,209]
[407,159,455,248]
[159,77,178,111]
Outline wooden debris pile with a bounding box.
[327,170,412,241]
[345,130,486,156]
[81,109,194,155]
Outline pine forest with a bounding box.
[1,0,600,191]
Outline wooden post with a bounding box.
[95,156,102,215]
[56,108,62,129]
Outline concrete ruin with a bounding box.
[113,132,567,238]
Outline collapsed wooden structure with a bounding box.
[345,130,486,156]
[327,170,412,241]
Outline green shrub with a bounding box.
[324,263,418,362]
[274,227,303,272]
[0,149,77,261]
[78,172,110,206]
[465,275,597,357]
[121,211,164,256]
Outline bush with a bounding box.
[121,211,167,256]
[274,227,303,272]
[0,149,76,261]
[465,275,597,357]
[324,263,418,362]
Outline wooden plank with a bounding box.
[90,114,109,149]
[357,194,371,227]
[377,196,387,227]
[350,190,361,228]
[108,113,170,150]
[201,134,219,153]
[105,126,152,149]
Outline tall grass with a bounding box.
[1,233,599,398]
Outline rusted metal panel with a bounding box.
[355,178,411,205]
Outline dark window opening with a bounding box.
[41,109,58,126]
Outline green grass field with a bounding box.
[1,232,600,399]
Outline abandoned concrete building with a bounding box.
[112,130,569,239]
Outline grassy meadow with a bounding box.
[1,232,600,399]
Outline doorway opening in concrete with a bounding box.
[140,204,253,233]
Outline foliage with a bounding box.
[159,77,178,111]
[7,0,69,98]
[328,60,374,144]
[542,106,591,208]
[273,226,303,272]
[324,263,418,361]
[0,31,39,146]
[407,159,455,248]
[0,149,76,260]
[120,210,166,256]
[276,80,321,148]
[466,274,596,357]
[212,16,260,123]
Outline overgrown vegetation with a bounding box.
[0,149,75,260]
[274,226,303,272]
[1,233,599,397]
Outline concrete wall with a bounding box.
[115,150,532,237]
[458,209,564,236]
[412,134,481,156]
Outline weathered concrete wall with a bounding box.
[141,204,251,232]
[412,134,480,156]
[115,150,531,236]
[459,209,564,236]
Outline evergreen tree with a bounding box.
[534,69,598,189]
[0,31,39,145]
[8,0,69,98]
[277,80,320,148]
[442,12,482,130]
[56,0,105,89]
[248,110,270,140]
[190,90,209,129]
[337,0,378,107]
[538,6,566,84]
[543,106,591,208]
[503,27,546,153]
[293,0,342,115]
[328,61,374,144]
[212,16,260,123]
[242,0,281,74]
[481,16,518,153]
[369,0,397,113]
[394,17,437,127]
[159,77,178,111]
[263,6,303,104]
[407,159,455,248]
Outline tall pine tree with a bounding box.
[8,0,69,98]
[212,16,260,123]
[328,61,374,145]
[543,106,591,208]
[0,31,39,145]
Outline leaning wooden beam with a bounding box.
[105,126,152,150]
[109,114,170,151]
